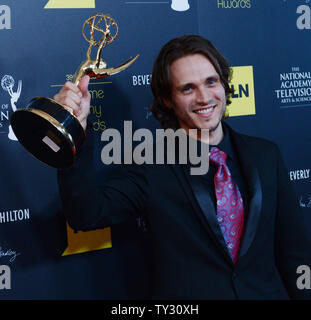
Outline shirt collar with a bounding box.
[210,123,234,161]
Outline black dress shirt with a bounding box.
[202,124,249,221]
[181,123,249,222]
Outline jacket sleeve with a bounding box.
[57,128,149,232]
[274,146,311,299]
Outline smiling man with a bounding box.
[168,54,227,144]
[56,35,311,299]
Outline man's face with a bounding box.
[168,53,227,142]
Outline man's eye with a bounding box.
[183,87,192,93]
[207,77,219,86]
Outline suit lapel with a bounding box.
[228,126,263,260]
[169,163,234,265]
[168,124,263,265]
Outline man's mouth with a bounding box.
[193,105,216,117]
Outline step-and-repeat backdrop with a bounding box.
[0,0,310,299]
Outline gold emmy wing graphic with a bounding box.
[10,13,139,168]
[62,223,111,256]
[44,0,95,9]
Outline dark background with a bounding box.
[0,0,310,299]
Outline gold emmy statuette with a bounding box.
[10,13,139,168]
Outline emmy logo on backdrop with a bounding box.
[1,75,22,141]
[171,0,190,11]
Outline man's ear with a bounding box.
[163,97,172,109]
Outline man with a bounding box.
[56,35,311,299]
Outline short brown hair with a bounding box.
[150,35,233,129]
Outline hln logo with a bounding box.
[44,0,95,9]
[0,5,11,30]
[297,5,311,30]
[228,66,256,117]
[0,265,11,290]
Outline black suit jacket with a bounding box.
[58,123,311,299]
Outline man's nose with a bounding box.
[195,87,211,105]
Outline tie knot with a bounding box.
[209,147,227,166]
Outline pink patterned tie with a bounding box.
[209,147,244,265]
